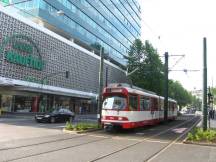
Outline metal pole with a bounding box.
[203,37,208,131]
[97,47,104,126]
[164,52,169,121]
[105,66,108,87]
[208,87,211,128]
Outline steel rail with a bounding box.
[89,116,200,162]
[1,116,200,162]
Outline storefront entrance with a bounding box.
[14,95,33,112]
[0,92,96,114]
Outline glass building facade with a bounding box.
[11,0,141,66]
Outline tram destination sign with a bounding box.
[0,34,44,70]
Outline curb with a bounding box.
[63,128,102,134]
[0,115,34,119]
[182,123,216,147]
[181,117,201,143]
[183,140,216,147]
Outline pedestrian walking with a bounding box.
[209,109,212,119]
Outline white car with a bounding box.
[195,111,203,116]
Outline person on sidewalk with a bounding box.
[209,109,213,119]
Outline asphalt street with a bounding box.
[0,115,215,162]
[0,117,65,143]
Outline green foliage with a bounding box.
[65,122,99,131]
[187,132,193,140]
[187,128,216,142]
[127,39,194,106]
[65,121,73,130]
[127,39,164,95]
[191,96,202,111]
[211,87,216,105]
[168,80,193,108]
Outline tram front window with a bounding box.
[102,96,126,110]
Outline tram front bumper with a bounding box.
[102,121,133,129]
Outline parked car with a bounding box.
[35,108,75,123]
[195,110,203,116]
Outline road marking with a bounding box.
[52,125,65,128]
[172,128,187,134]
[112,136,142,142]
[145,117,201,162]
[144,139,169,144]
[89,116,199,162]
[89,135,108,138]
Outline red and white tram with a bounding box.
[101,83,177,129]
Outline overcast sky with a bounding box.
[140,0,216,91]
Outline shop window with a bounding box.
[1,95,12,112]
[14,96,33,112]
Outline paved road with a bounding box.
[0,114,97,143]
[0,117,65,143]
[1,115,213,162]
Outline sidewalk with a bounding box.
[0,112,36,119]
[209,118,216,128]
[197,117,216,129]
[0,112,97,122]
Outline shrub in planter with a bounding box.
[65,122,99,131]
[187,128,216,142]
[65,121,74,130]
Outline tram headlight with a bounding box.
[118,117,128,121]
[118,117,123,120]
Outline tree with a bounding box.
[191,96,202,111]
[127,39,164,95]
[168,80,193,109]
[127,39,193,108]
[210,87,216,106]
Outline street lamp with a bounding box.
[97,47,104,127]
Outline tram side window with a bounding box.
[129,95,138,111]
[169,102,173,111]
[160,99,164,111]
[140,97,150,111]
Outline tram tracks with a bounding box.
[0,116,200,162]
[144,116,201,162]
[89,116,201,162]
[1,135,109,162]
[0,134,87,151]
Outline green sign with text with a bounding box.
[0,0,9,6]
[0,34,44,70]
[1,0,9,4]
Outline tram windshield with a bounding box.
[102,96,127,110]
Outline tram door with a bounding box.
[159,98,164,120]
[151,98,159,121]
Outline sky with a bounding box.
[140,0,216,91]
